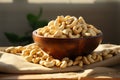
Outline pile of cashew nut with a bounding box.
[4,43,120,68]
[36,15,102,38]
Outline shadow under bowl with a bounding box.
[32,30,103,60]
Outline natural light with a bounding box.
[0,0,119,4]
[0,0,13,3]
[0,0,96,4]
[28,0,96,4]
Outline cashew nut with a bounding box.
[62,57,70,62]
[67,60,73,67]
[66,16,78,28]
[73,60,79,66]
[43,60,55,68]
[5,47,15,53]
[59,22,65,30]
[87,54,95,63]
[78,16,86,24]
[32,57,40,64]
[54,59,61,67]
[60,60,67,68]
[53,30,63,38]
[73,25,82,34]
[87,28,97,36]
[95,55,102,62]
[30,49,38,56]
[79,61,83,67]
[83,56,90,65]
[21,49,30,56]
[48,20,54,26]
[75,56,82,61]
[25,55,33,62]
[36,51,44,57]
[62,28,72,35]
[104,54,113,59]
[69,33,80,38]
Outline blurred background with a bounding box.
[0,0,120,46]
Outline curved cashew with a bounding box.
[8,47,18,54]
[38,27,49,36]
[69,33,80,38]
[65,16,74,25]
[30,49,38,56]
[60,34,67,38]
[54,16,64,27]
[84,32,91,36]
[54,59,61,67]
[54,18,60,27]
[53,30,63,38]
[60,60,67,68]
[65,15,71,20]
[73,25,82,34]
[88,28,97,36]
[44,33,49,37]
[99,55,103,61]
[46,56,53,61]
[66,19,73,25]
[48,20,54,26]
[75,56,82,61]
[41,54,49,60]
[21,49,30,56]
[10,49,18,54]
[88,24,101,34]
[79,61,83,67]
[39,60,45,65]
[36,28,43,35]
[73,60,79,66]
[62,57,70,62]
[59,22,65,30]
[25,55,33,62]
[67,60,73,67]
[95,55,102,62]
[36,51,44,57]
[15,46,24,53]
[30,45,39,50]
[62,28,72,35]
[5,47,15,53]
[87,54,95,63]
[78,16,86,24]
[49,29,56,35]
[58,15,65,22]
[43,60,55,68]
[113,48,120,55]
[83,56,90,65]
[33,54,37,58]
[66,16,78,28]
[102,49,110,57]
[104,54,113,59]
[32,57,40,64]
[91,52,97,60]
[81,24,88,36]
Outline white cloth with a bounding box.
[0,44,120,74]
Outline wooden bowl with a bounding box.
[32,30,103,60]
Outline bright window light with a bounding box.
[28,0,96,4]
[0,0,13,3]
[28,0,69,4]
[70,0,96,4]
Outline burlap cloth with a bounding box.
[0,44,120,79]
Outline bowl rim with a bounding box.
[33,30,103,40]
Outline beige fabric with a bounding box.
[0,44,120,75]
